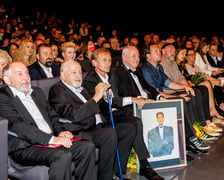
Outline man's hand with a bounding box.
[178,93,191,102]
[59,131,74,139]
[132,97,152,109]
[52,136,72,148]
[93,82,111,103]
[183,85,195,96]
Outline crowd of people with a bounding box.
[1,3,224,180]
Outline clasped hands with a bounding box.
[52,131,74,148]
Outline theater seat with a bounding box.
[0,118,8,180]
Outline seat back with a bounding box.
[31,77,60,100]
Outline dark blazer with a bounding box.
[82,69,130,117]
[115,63,160,99]
[28,61,60,80]
[0,86,65,153]
[49,81,107,133]
[206,53,224,68]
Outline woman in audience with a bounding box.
[7,42,18,60]
[0,49,12,87]
[175,47,224,123]
[50,42,64,64]
[60,41,77,61]
[13,39,36,66]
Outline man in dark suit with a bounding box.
[28,43,60,80]
[48,60,124,180]
[82,48,164,180]
[0,61,97,180]
[206,43,224,69]
[147,112,174,157]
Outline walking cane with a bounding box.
[106,91,123,180]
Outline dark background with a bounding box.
[2,0,224,40]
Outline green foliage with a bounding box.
[191,72,206,86]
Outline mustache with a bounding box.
[45,58,53,67]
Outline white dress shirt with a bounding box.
[38,62,53,78]
[96,71,132,106]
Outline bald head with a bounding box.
[60,61,83,88]
[122,46,140,70]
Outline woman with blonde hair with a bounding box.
[14,39,36,66]
[0,49,12,86]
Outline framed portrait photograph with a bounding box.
[134,99,187,170]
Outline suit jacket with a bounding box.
[147,126,174,157]
[28,61,60,80]
[0,86,65,153]
[115,63,160,99]
[82,69,128,117]
[206,53,224,68]
[48,81,107,133]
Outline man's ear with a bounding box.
[3,76,11,85]
[91,59,97,68]
[60,72,65,81]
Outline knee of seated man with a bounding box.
[54,148,72,164]
[78,140,96,155]
[103,128,118,146]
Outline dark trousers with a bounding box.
[213,85,224,105]
[79,127,118,180]
[191,86,210,125]
[167,96,195,143]
[10,139,96,180]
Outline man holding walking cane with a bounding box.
[82,48,164,180]
[49,60,135,180]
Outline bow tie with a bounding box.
[74,87,83,93]
[128,69,137,75]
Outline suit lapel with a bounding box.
[59,81,87,104]
[121,64,142,95]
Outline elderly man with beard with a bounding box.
[28,43,60,80]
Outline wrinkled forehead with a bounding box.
[11,62,28,72]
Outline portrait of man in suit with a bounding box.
[148,111,174,158]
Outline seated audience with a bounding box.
[48,60,118,180]
[82,47,164,180]
[0,61,97,180]
[141,43,212,153]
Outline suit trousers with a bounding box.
[166,96,195,143]
[10,139,97,180]
[113,113,150,161]
[79,126,118,180]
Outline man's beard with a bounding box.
[72,78,82,88]
[19,82,31,93]
[45,58,53,67]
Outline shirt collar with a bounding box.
[38,61,52,73]
[62,80,83,93]
[9,86,33,98]
[123,64,136,72]
[95,71,109,83]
